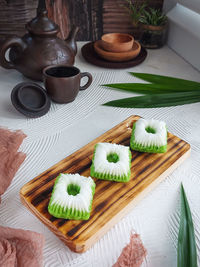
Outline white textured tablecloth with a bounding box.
[0,42,200,267]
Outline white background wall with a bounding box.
[163,0,177,12]
[163,0,200,71]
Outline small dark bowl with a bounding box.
[11,82,51,118]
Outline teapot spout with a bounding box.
[65,26,79,56]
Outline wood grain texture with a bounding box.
[20,115,190,253]
[46,0,70,40]
[0,0,37,40]
[0,0,164,43]
[44,0,163,41]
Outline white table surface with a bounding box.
[0,42,200,267]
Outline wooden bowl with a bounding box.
[101,33,134,52]
[94,40,141,62]
[81,42,148,69]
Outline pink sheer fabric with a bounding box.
[0,128,26,202]
[0,128,45,266]
[113,233,147,267]
[0,226,45,267]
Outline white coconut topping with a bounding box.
[51,173,95,212]
[93,143,130,177]
[134,119,167,147]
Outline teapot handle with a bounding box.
[0,37,26,69]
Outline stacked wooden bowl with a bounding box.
[93,33,141,62]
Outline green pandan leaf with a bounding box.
[177,184,197,267]
[102,83,200,94]
[129,73,200,89]
[103,91,200,108]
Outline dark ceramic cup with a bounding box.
[43,65,92,103]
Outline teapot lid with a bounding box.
[26,10,59,36]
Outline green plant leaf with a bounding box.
[139,7,167,25]
[124,0,146,25]
[103,91,200,108]
[102,83,200,94]
[177,184,197,267]
[129,73,200,88]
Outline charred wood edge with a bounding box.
[66,0,103,41]
[37,0,46,13]
[88,0,92,40]
[91,0,103,40]
[68,0,86,41]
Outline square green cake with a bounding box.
[90,142,132,182]
[130,118,167,153]
[48,173,96,220]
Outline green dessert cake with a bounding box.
[48,173,96,220]
[130,118,167,153]
[90,142,132,182]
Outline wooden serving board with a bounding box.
[20,115,190,253]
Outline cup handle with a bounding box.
[80,72,93,90]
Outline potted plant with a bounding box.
[124,0,146,40]
[139,8,168,48]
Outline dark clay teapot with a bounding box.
[0,10,78,81]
